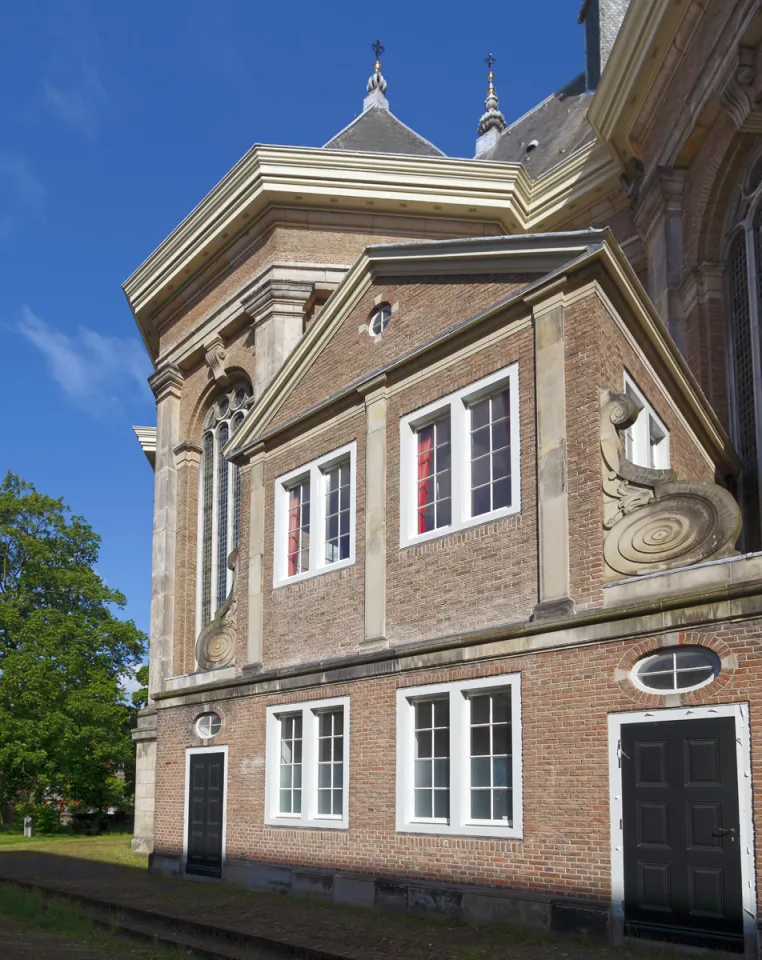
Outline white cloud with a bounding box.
[42,14,109,136]
[16,307,152,414]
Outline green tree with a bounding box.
[0,472,147,821]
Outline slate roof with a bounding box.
[324,104,445,157]
[480,73,595,177]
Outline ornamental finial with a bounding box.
[365,39,388,106]
[477,52,506,138]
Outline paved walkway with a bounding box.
[0,850,676,960]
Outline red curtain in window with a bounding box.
[287,489,300,575]
[417,430,434,533]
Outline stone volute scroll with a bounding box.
[195,549,238,669]
[204,336,229,383]
[600,391,741,579]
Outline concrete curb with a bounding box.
[0,876,359,960]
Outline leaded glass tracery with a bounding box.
[724,158,762,552]
[198,379,252,631]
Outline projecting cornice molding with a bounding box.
[122,141,620,351]
[148,363,184,401]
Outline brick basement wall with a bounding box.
[151,617,762,905]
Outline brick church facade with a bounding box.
[126,2,762,953]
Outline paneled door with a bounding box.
[621,717,743,951]
[186,751,225,878]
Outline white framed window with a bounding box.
[399,364,521,548]
[265,696,349,829]
[623,375,669,470]
[396,674,522,839]
[632,646,721,694]
[273,442,357,587]
[197,380,253,634]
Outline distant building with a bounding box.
[126,3,762,953]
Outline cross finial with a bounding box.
[485,52,495,72]
[372,40,384,62]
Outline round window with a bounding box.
[369,303,392,336]
[633,647,720,693]
[196,712,222,739]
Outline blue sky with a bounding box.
[0,0,584,640]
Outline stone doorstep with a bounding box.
[0,876,356,960]
[152,853,610,941]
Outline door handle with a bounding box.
[712,827,736,839]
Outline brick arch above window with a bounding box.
[613,632,738,706]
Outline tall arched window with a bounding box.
[724,157,762,552]
[198,379,252,628]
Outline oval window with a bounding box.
[633,647,720,693]
[369,303,392,336]
[196,712,222,739]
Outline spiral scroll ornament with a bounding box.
[195,548,239,670]
[600,392,741,579]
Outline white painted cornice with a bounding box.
[133,426,157,469]
[122,142,621,356]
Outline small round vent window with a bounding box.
[196,712,222,739]
[633,647,720,694]
[369,303,392,336]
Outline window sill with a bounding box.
[400,504,520,550]
[273,557,355,590]
[265,817,349,831]
[396,821,522,840]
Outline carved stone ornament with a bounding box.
[195,549,238,670]
[601,392,741,579]
[204,336,229,382]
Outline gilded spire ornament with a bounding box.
[364,39,389,110]
[477,53,506,137]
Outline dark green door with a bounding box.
[622,717,744,952]
[186,752,225,878]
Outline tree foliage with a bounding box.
[0,472,147,816]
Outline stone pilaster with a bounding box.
[146,363,184,698]
[173,440,202,677]
[530,292,574,620]
[131,708,157,853]
[634,168,687,356]
[246,448,266,667]
[360,376,388,648]
[241,279,313,398]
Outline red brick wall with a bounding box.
[261,411,366,668]
[152,618,762,902]
[270,276,531,434]
[385,323,538,643]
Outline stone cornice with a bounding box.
[122,142,621,355]
[173,440,203,466]
[587,0,692,169]
[240,277,314,325]
[148,363,183,401]
[133,426,157,469]
[151,560,762,706]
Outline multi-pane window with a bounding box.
[623,376,669,471]
[274,443,356,587]
[470,390,512,516]
[633,647,721,694]
[416,417,452,534]
[278,713,303,815]
[413,699,449,820]
[287,479,311,576]
[266,697,350,829]
[317,709,344,816]
[324,462,351,563]
[400,364,520,548]
[396,675,522,838]
[469,691,511,823]
[198,380,252,632]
